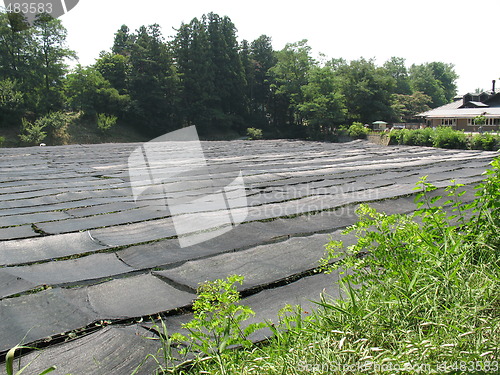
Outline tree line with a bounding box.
[0,10,459,141]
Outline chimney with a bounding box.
[493,80,496,94]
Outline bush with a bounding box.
[432,126,467,149]
[388,129,404,145]
[0,136,4,147]
[347,122,369,139]
[18,118,47,146]
[402,127,433,146]
[470,133,499,151]
[37,111,70,145]
[97,113,117,133]
[246,127,263,140]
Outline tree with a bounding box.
[0,10,75,118]
[32,13,76,113]
[0,12,35,105]
[65,65,129,116]
[268,40,314,134]
[174,13,246,135]
[391,91,432,122]
[95,51,129,94]
[112,25,134,55]
[248,35,276,131]
[174,17,214,131]
[383,57,412,95]
[409,62,458,108]
[298,65,346,137]
[427,62,458,103]
[239,39,253,119]
[0,79,23,126]
[337,58,396,124]
[128,24,179,135]
[205,13,246,133]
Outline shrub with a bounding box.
[347,122,369,139]
[402,127,433,146]
[246,127,263,140]
[37,111,70,145]
[388,129,404,145]
[0,136,4,147]
[97,113,117,133]
[432,126,467,149]
[18,118,47,146]
[470,133,499,151]
[142,275,266,373]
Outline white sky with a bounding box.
[8,0,500,94]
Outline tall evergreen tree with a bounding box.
[174,17,214,132]
[205,13,246,133]
[248,35,276,131]
[112,25,133,55]
[174,13,246,135]
[128,24,179,135]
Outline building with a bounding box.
[418,81,500,132]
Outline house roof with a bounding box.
[418,96,500,118]
[466,101,489,107]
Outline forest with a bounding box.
[0,10,459,142]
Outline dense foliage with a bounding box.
[0,10,459,141]
[389,127,500,150]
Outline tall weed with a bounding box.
[319,157,500,367]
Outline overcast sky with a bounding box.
[9,0,500,94]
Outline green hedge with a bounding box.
[389,127,499,150]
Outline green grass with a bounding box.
[5,345,55,375]
[139,157,500,374]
